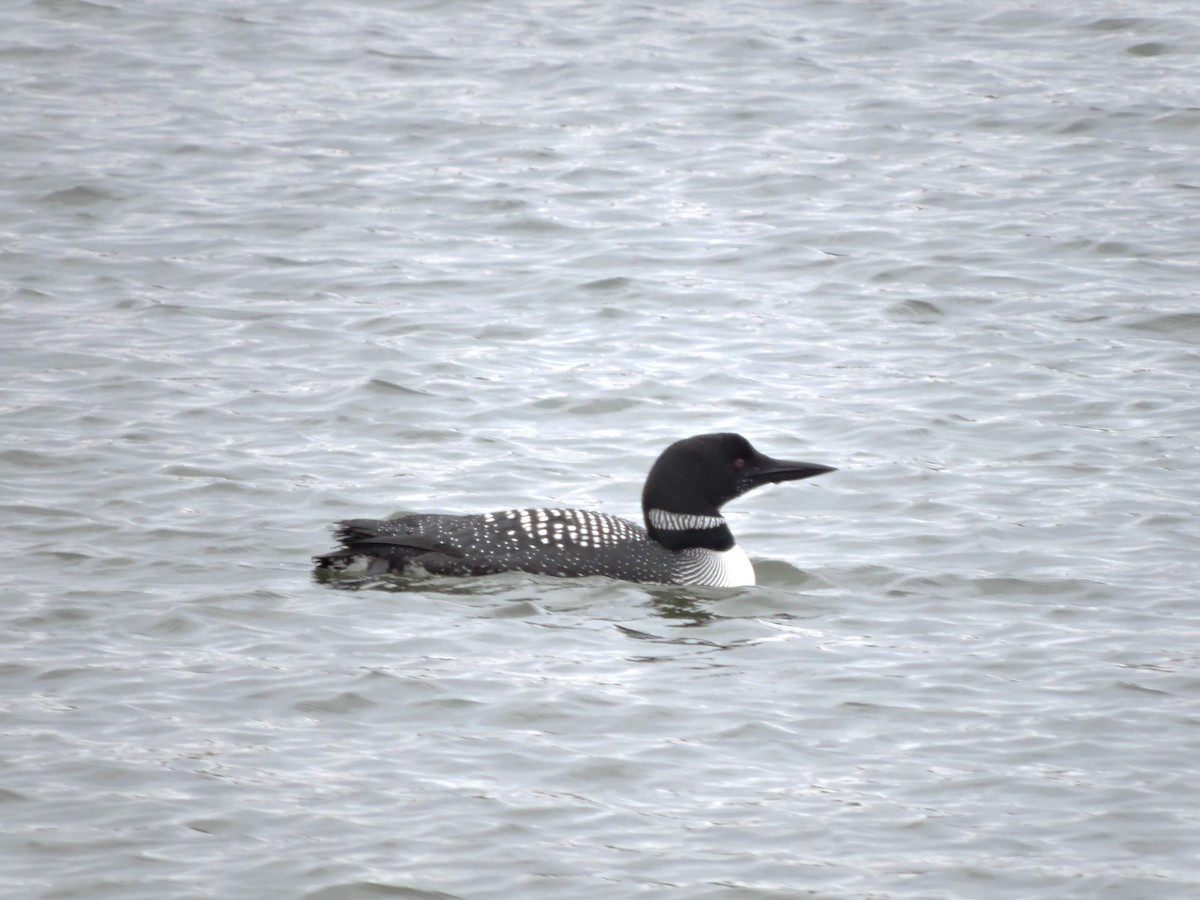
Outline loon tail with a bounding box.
[313,518,456,574]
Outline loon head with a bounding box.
[641,433,835,552]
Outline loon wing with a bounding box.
[335,518,458,554]
[313,516,473,574]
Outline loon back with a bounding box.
[314,432,834,587]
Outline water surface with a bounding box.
[3,1,1199,897]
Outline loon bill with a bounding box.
[314,432,835,587]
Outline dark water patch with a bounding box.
[1085,18,1154,33]
[294,691,378,715]
[888,298,945,321]
[364,378,432,396]
[1127,42,1174,57]
[1123,311,1200,339]
[38,184,122,207]
[304,883,464,900]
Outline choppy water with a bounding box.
[4,0,1200,897]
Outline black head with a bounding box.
[641,432,835,550]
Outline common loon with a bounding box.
[314,432,834,587]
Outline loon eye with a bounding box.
[734,458,745,470]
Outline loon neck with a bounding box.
[644,506,735,552]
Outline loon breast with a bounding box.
[677,545,755,587]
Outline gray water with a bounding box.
[3,1,1200,897]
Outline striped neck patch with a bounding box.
[647,508,727,532]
